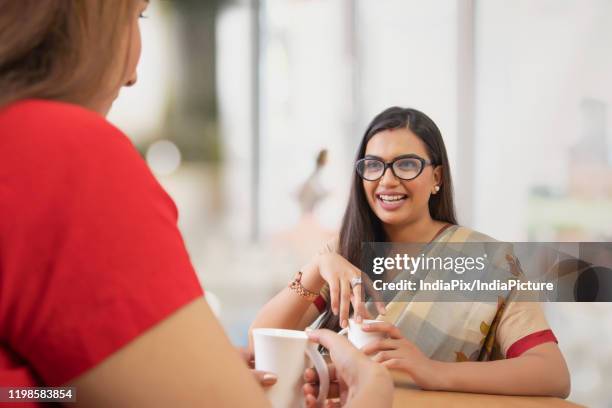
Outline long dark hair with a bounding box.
[319,106,457,331]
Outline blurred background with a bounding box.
[108,0,612,405]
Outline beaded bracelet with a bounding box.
[288,271,319,301]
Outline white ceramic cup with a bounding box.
[339,318,386,350]
[253,328,329,408]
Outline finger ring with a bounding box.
[350,277,362,288]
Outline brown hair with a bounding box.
[0,0,139,110]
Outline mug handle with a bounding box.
[305,343,329,405]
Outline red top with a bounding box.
[0,100,204,398]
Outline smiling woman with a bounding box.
[251,106,571,399]
[350,108,456,246]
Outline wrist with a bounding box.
[349,363,393,406]
[300,257,325,293]
[352,359,389,389]
[427,360,453,391]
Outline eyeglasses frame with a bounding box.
[355,154,436,181]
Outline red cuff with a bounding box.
[506,329,558,359]
[313,295,327,314]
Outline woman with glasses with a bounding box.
[252,107,571,401]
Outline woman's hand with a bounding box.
[303,361,348,407]
[302,253,386,328]
[303,329,393,408]
[237,347,278,387]
[361,322,441,390]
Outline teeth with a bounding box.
[379,194,406,202]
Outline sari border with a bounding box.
[506,329,558,359]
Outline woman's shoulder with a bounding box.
[0,98,129,151]
[0,98,143,175]
[2,98,107,124]
[445,225,517,268]
[0,99,157,211]
[444,225,501,243]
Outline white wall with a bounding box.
[474,0,612,240]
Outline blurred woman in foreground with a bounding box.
[0,1,392,406]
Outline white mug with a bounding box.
[253,328,329,408]
[339,318,386,350]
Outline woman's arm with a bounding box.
[361,322,570,398]
[429,342,570,398]
[69,298,272,407]
[249,261,325,346]
[250,251,386,349]
[69,298,395,407]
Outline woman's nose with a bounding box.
[125,73,138,87]
[379,166,400,186]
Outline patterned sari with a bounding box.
[314,225,557,362]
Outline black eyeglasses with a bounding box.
[355,154,435,181]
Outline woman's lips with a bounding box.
[376,193,408,211]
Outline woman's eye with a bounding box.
[397,159,418,170]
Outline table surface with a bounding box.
[392,372,584,408]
